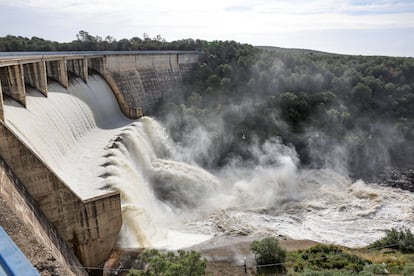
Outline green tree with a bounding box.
[250,237,286,274]
[279,92,310,126]
[367,228,414,253]
[128,249,207,276]
[351,82,373,109]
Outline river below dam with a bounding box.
[4,75,414,250]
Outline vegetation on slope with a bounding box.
[158,40,414,181]
[249,232,414,275]
[127,249,207,276]
[125,232,414,275]
[367,228,414,254]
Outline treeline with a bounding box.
[0,30,206,51]
[2,31,413,178]
[156,41,414,179]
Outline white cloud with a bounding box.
[6,0,414,31]
[1,0,413,55]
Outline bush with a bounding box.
[250,237,286,274]
[301,269,359,276]
[403,264,414,276]
[289,244,369,273]
[367,228,414,253]
[127,249,207,276]
[361,263,389,275]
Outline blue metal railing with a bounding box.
[0,227,39,276]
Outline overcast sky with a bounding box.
[1,0,413,56]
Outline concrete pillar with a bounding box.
[67,59,88,83]
[23,62,48,97]
[0,65,26,107]
[82,58,88,82]
[46,60,68,88]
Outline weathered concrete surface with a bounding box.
[0,155,87,276]
[0,52,199,118]
[104,53,198,114]
[0,122,122,268]
[0,65,26,107]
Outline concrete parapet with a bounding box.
[0,122,122,268]
[46,60,68,88]
[178,53,199,64]
[0,65,26,107]
[134,55,154,70]
[23,62,48,97]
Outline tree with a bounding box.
[351,82,372,109]
[128,249,207,276]
[279,92,310,126]
[367,228,414,253]
[250,237,286,274]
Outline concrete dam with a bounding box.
[0,51,199,275]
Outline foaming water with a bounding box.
[194,169,414,247]
[3,75,414,250]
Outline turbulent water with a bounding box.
[4,75,414,249]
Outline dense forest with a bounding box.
[0,31,204,51]
[155,41,414,182]
[1,31,413,182]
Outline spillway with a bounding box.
[3,75,215,249]
[3,74,414,251]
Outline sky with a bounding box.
[0,0,413,57]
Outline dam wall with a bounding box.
[0,51,199,119]
[103,52,198,115]
[0,121,122,270]
[0,153,87,276]
[0,51,199,270]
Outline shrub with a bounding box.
[361,263,389,275]
[250,237,286,274]
[367,228,414,253]
[301,269,359,276]
[290,244,369,273]
[403,264,414,276]
[127,249,207,276]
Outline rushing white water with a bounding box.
[4,75,414,250]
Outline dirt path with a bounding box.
[0,195,71,276]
